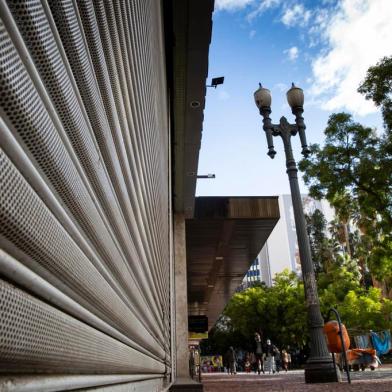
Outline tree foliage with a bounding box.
[338,288,392,333]
[299,57,392,287]
[305,208,373,288]
[317,253,362,306]
[305,209,333,274]
[358,56,392,133]
[200,316,248,355]
[207,269,392,354]
[223,270,307,349]
[305,209,391,332]
[299,113,391,230]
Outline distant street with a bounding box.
[202,365,392,392]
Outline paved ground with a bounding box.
[201,365,392,391]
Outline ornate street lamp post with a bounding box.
[254,83,339,383]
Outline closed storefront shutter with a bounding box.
[0,0,171,390]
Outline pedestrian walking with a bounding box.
[254,332,264,374]
[225,346,237,375]
[264,339,278,374]
[281,349,289,372]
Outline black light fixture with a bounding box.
[207,76,224,88]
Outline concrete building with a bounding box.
[0,1,279,391]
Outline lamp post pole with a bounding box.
[254,84,340,383]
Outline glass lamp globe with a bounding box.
[286,83,304,108]
[254,84,272,108]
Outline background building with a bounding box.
[242,195,335,287]
[244,258,262,283]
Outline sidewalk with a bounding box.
[202,365,392,391]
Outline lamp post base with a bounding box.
[305,358,341,383]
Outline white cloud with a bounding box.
[215,0,255,11]
[281,3,311,27]
[284,46,299,61]
[307,8,334,47]
[247,0,281,20]
[310,0,392,115]
[249,29,256,38]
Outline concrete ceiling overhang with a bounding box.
[186,196,280,329]
[170,0,214,218]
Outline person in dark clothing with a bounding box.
[254,333,264,374]
[225,346,237,375]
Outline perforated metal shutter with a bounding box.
[0,0,171,390]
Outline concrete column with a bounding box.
[171,213,203,391]
[174,212,189,378]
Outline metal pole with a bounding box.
[259,113,339,383]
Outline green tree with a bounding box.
[299,57,392,289]
[305,209,333,274]
[200,316,248,355]
[224,270,307,348]
[299,113,391,227]
[223,285,267,339]
[299,113,392,286]
[318,253,362,313]
[205,270,392,355]
[337,288,392,332]
[358,56,392,133]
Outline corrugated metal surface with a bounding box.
[0,0,170,389]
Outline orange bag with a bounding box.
[323,320,350,353]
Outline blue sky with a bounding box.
[196,0,391,197]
